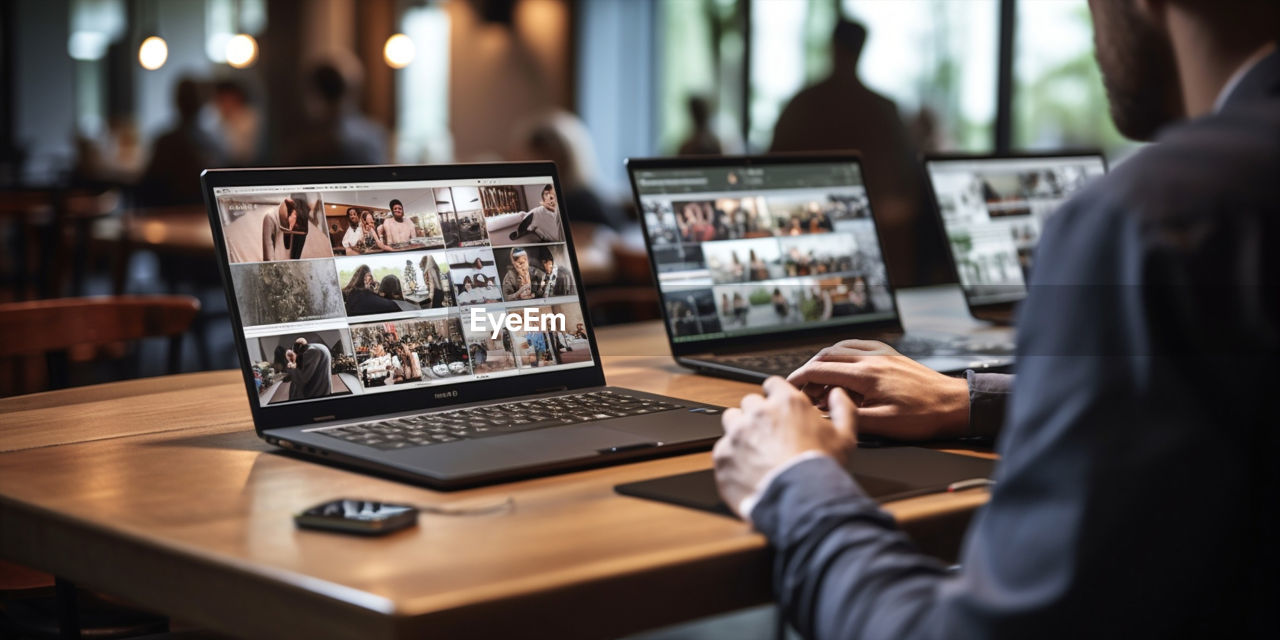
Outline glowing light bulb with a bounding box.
[383,34,415,69]
[225,34,258,68]
[138,36,168,70]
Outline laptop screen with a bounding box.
[925,154,1107,307]
[631,160,897,345]
[209,174,596,408]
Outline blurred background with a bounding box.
[0,0,1134,395]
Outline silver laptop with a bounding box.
[626,154,1011,383]
[924,152,1108,323]
[201,162,722,489]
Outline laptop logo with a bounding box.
[434,390,459,399]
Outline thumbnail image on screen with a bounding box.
[633,162,896,344]
[926,156,1106,305]
[212,175,597,407]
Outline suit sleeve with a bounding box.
[749,191,1255,639]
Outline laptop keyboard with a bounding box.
[706,335,992,377]
[707,352,815,377]
[314,390,687,451]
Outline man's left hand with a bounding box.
[713,377,858,519]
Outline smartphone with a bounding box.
[294,499,419,536]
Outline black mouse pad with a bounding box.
[615,446,996,517]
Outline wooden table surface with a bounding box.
[0,287,1007,640]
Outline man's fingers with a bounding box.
[827,387,858,442]
[720,407,744,434]
[787,360,874,394]
[833,339,896,354]
[762,376,799,399]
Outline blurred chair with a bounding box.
[0,295,200,396]
[0,295,198,637]
[0,186,121,301]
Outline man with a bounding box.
[714,2,1280,637]
[501,247,536,300]
[341,207,364,255]
[282,61,388,166]
[284,338,332,400]
[508,184,563,243]
[530,247,575,298]
[380,199,417,247]
[770,19,936,285]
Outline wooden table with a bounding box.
[0,288,1007,639]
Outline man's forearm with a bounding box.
[752,456,951,640]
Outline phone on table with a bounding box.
[294,499,419,536]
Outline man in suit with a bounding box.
[285,338,332,400]
[714,1,1280,637]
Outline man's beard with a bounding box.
[1092,1,1183,141]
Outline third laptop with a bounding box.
[626,154,1011,383]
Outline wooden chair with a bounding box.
[0,295,199,637]
[0,295,201,396]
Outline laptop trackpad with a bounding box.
[484,424,655,460]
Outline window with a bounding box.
[1013,0,1133,155]
[395,4,451,163]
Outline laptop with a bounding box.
[625,154,1012,383]
[923,152,1108,323]
[200,162,723,490]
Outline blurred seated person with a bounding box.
[516,111,629,231]
[138,77,226,206]
[282,60,388,166]
[208,78,262,166]
[342,265,399,316]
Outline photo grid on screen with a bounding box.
[633,163,897,344]
[213,177,594,407]
[926,157,1106,305]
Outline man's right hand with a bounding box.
[787,340,970,441]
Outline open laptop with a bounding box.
[924,152,1108,323]
[625,154,1011,383]
[201,162,723,490]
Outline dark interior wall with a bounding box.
[13,0,75,181]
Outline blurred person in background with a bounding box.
[677,95,724,156]
[208,79,262,166]
[770,19,934,286]
[283,60,388,166]
[137,77,226,206]
[515,111,629,231]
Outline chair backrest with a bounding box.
[0,295,200,395]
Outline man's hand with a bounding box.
[285,350,298,369]
[787,340,970,441]
[714,377,858,518]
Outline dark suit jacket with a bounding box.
[753,48,1280,639]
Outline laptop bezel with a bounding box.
[201,162,607,435]
[921,150,1109,321]
[625,153,907,359]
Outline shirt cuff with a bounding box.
[739,450,832,525]
[966,370,1011,440]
